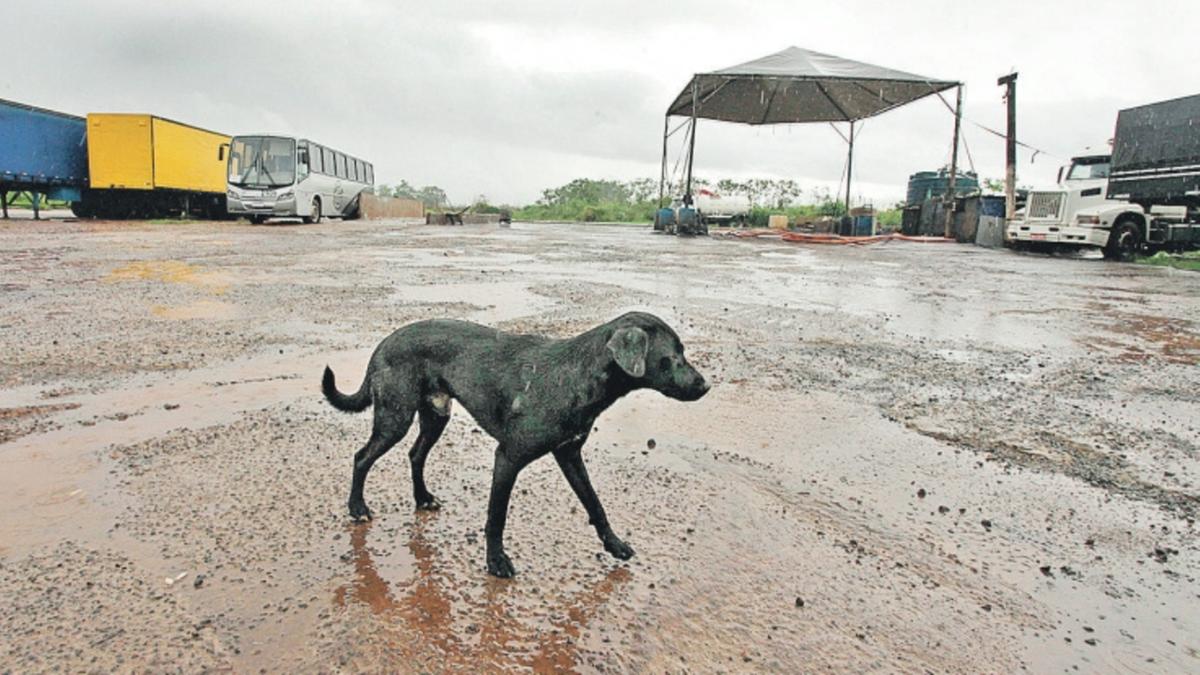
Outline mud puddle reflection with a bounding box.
[0,346,371,559]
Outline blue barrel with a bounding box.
[853,214,874,236]
[654,207,676,230]
[677,207,697,227]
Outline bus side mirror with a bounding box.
[219,143,228,161]
[1056,166,1063,184]
[298,148,309,165]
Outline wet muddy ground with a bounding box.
[1,217,1197,673]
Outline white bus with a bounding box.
[223,135,373,224]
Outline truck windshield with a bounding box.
[228,137,295,188]
[1066,161,1110,180]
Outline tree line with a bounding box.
[373,176,907,225]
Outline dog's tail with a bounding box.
[322,365,372,413]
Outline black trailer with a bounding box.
[1106,93,1200,252]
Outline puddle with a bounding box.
[0,345,371,559]
[592,387,1198,672]
[330,518,630,672]
[396,282,556,324]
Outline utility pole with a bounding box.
[997,72,1018,220]
[944,84,963,239]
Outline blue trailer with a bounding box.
[0,98,88,219]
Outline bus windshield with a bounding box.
[228,136,296,188]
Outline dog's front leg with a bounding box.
[485,448,523,578]
[553,444,635,561]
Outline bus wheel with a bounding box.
[303,198,321,224]
[1104,220,1141,261]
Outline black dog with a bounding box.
[322,311,709,577]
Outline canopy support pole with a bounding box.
[685,79,698,204]
[944,84,963,239]
[845,120,855,215]
[657,115,669,209]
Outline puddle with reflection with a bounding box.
[332,518,631,672]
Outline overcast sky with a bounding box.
[7,0,1195,206]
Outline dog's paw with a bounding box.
[487,550,516,578]
[415,494,441,511]
[604,536,635,560]
[348,501,373,522]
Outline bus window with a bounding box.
[311,145,323,174]
[354,160,362,182]
[324,148,334,176]
[297,143,310,179]
[366,164,373,184]
[350,159,358,182]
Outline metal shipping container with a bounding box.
[0,98,88,203]
[1107,93,1200,207]
[80,113,230,218]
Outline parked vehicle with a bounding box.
[224,135,373,224]
[0,98,88,214]
[73,113,230,219]
[695,190,749,226]
[1007,93,1200,259]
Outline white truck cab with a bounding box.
[1007,154,1127,249]
[1007,153,1186,258]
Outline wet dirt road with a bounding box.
[1,218,1197,673]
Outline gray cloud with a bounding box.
[7,0,1195,205]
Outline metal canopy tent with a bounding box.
[659,46,963,225]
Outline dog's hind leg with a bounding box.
[348,373,417,521]
[408,402,450,510]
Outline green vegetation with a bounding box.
[372,176,904,227]
[1137,250,1200,272]
[507,177,900,227]
[373,181,449,209]
[513,178,657,223]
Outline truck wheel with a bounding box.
[303,198,321,224]
[1104,220,1141,261]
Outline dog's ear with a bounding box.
[606,326,648,378]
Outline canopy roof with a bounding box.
[666,46,959,125]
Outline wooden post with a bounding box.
[997,73,1018,220]
[685,79,698,203]
[944,85,963,239]
[845,121,855,214]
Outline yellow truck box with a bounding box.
[87,114,228,194]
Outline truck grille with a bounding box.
[1026,192,1063,219]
